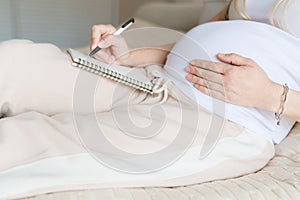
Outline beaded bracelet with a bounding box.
[275,83,289,126]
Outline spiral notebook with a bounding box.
[67,49,154,94]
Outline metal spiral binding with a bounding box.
[72,57,153,94]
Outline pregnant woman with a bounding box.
[0,0,299,198]
[90,0,300,144]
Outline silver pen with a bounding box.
[89,17,135,57]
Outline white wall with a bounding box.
[0,0,118,48]
[0,1,14,39]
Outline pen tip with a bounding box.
[89,46,101,57]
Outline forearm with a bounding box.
[264,82,300,122]
[284,88,300,122]
[124,43,174,67]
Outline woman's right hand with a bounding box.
[90,24,130,65]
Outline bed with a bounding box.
[2,2,300,199]
[21,122,300,200]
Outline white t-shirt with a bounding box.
[164,20,300,144]
[228,0,300,38]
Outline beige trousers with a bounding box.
[0,39,150,116]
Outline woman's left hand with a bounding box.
[185,53,281,111]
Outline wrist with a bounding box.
[120,47,169,67]
[263,81,284,113]
[118,51,134,66]
[118,48,145,67]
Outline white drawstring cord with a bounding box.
[151,70,171,104]
[152,77,164,92]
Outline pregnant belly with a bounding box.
[164,20,300,144]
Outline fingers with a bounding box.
[186,54,259,105]
[185,72,226,101]
[186,73,225,94]
[189,59,227,74]
[188,53,255,74]
[185,60,227,100]
[97,35,126,49]
[93,49,115,63]
[90,24,116,50]
[185,65,224,85]
[217,53,255,66]
[194,84,225,101]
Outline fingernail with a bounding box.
[185,66,190,72]
[218,53,226,57]
[91,44,97,50]
[185,74,192,80]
